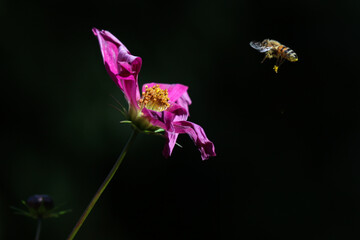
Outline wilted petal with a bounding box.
[174,91,191,120]
[162,131,179,158]
[93,28,141,106]
[173,121,216,160]
[142,103,189,132]
[141,108,169,131]
[165,103,189,120]
[92,28,121,83]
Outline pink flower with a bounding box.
[92,28,216,160]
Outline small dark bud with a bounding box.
[26,195,54,211]
[12,194,70,219]
[26,194,55,218]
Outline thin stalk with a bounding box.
[67,129,138,240]
[35,218,42,240]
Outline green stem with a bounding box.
[67,129,138,240]
[35,218,42,240]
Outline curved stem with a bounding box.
[35,218,42,240]
[67,129,138,240]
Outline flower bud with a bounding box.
[26,194,54,211]
[26,194,54,219]
[12,194,70,219]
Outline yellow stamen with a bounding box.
[139,85,170,112]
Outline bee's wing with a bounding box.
[250,41,272,53]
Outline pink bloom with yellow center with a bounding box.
[92,28,216,160]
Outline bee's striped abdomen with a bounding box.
[278,45,297,62]
[277,45,288,56]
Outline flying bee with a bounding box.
[250,39,298,73]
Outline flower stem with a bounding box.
[67,129,138,240]
[35,218,42,240]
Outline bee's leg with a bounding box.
[261,54,268,63]
[275,56,281,66]
[273,56,282,73]
[278,57,286,67]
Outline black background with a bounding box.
[2,0,360,239]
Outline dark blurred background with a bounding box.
[2,0,360,239]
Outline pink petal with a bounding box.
[173,91,191,120]
[93,28,141,106]
[173,121,216,160]
[142,103,189,132]
[166,103,189,121]
[141,108,171,131]
[92,28,121,86]
[162,131,179,158]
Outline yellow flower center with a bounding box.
[139,85,170,112]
